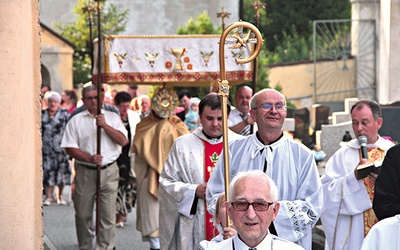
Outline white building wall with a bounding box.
[377,0,400,104]
[40,0,239,35]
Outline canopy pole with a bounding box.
[83,0,95,74]
[95,0,102,237]
[250,0,265,134]
[218,21,263,226]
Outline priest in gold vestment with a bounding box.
[132,88,189,250]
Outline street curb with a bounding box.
[44,235,57,250]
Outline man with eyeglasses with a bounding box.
[68,82,119,121]
[61,84,129,250]
[209,170,304,250]
[207,88,322,250]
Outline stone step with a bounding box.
[312,224,326,250]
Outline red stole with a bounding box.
[203,139,223,241]
[362,147,385,237]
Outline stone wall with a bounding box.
[0,1,43,248]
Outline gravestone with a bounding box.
[321,121,354,161]
[286,107,295,119]
[311,104,330,130]
[344,98,359,113]
[332,111,351,124]
[380,105,400,143]
[283,118,295,132]
[292,107,314,148]
[311,104,330,147]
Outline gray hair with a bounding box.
[250,88,286,110]
[44,91,61,104]
[228,170,278,202]
[81,84,98,98]
[351,99,382,120]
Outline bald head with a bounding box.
[250,88,286,110]
[234,86,253,114]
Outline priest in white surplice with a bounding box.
[206,89,322,250]
[159,93,242,250]
[321,99,394,250]
[361,215,400,250]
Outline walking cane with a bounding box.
[218,21,263,226]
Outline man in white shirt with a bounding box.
[228,86,256,136]
[209,170,304,250]
[139,95,151,119]
[61,84,129,250]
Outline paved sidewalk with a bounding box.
[43,186,148,250]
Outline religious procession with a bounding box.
[38,1,400,250]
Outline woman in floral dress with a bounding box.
[42,91,71,205]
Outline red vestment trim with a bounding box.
[203,139,223,241]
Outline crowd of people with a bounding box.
[41,82,399,250]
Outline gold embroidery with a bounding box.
[362,148,385,236]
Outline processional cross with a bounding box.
[82,0,98,73]
[217,6,231,31]
[251,0,266,21]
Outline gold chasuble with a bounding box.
[362,148,385,237]
[133,112,189,198]
[203,139,223,241]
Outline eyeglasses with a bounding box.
[231,201,274,211]
[253,103,287,112]
[84,96,98,101]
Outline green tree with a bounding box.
[241,0,350,63]
[266,25,313,64]
[53,0,129,88]
[177,11,220,35]
[261,0,351,52]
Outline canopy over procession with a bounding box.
[92,34,253,86]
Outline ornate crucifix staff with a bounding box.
[218,21,263,224]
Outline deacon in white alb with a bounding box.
[159,93,242,250]
[207,88,322,250]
